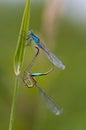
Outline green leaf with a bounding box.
[14,0,30,76]
[9,1,30,130]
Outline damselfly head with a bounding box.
[29,30,33,35]
[26,30,33,40]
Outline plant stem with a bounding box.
[8,77,19,130]
[9,0,30,129]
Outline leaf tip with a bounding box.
[14,63,20,76]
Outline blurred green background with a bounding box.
[0,1,86,130]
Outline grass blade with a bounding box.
[14,0,30,76]
[9,0,30,130]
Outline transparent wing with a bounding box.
[35,83,63,115]
[38,42,65,70]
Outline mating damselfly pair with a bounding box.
[22,31,65,115]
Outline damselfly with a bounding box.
[23,47,63,115]
[26,30,65,70]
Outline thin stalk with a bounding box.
[8,77,19,130]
